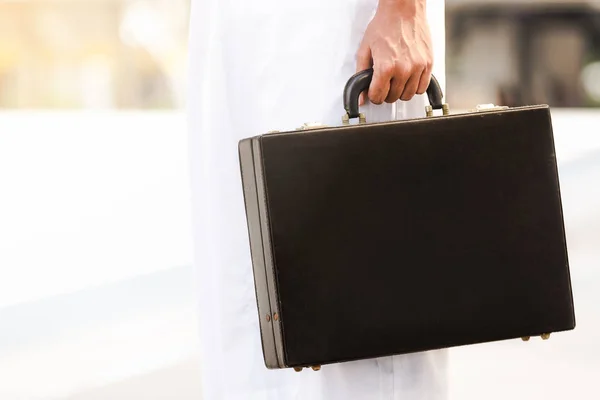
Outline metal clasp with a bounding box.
[426,103,450,117]
[471,104,509,113]
[342,112,367,125]
[297,122,328,131]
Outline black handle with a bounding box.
[343,68,444,119]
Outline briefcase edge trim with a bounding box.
[253,138,287,367]
[543,109,577,328]
[257,104,551,139]
[239,137,287,368]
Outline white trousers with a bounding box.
[187,1,448,398]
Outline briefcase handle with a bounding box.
[343,68,445,120]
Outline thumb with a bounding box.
[356,44,372,106]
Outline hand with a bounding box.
[356,0,433,105]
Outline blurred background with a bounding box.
[0,0,598,399]
[0,0,188,109]
[447,0,600,109]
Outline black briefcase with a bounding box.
[238,69,576,371]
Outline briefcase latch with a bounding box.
[297,122,328,131]
[471,104,510,113]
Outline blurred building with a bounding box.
[446,0,600,109]
[0,0,189,110]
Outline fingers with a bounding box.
[400,67,424,101]
[416,60,433,95]
[356,44,373,106]
[369,62,394,105]
[385,77,406,104]
[369,62,432,105]
[357,43,434,105]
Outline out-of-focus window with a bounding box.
[0,0,189,110]
[446,0,600,109]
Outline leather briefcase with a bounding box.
[238,69,576,371]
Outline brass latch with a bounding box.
[297,122,328,131]
[426,103,450,117]
[471,104,509,113]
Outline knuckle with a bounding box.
[412,64,425,74]
[397,64,411,78]
[412,59,427,73]
[383,67,395,78]
[377,62,396,78]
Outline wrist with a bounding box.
[377,0,426,17]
